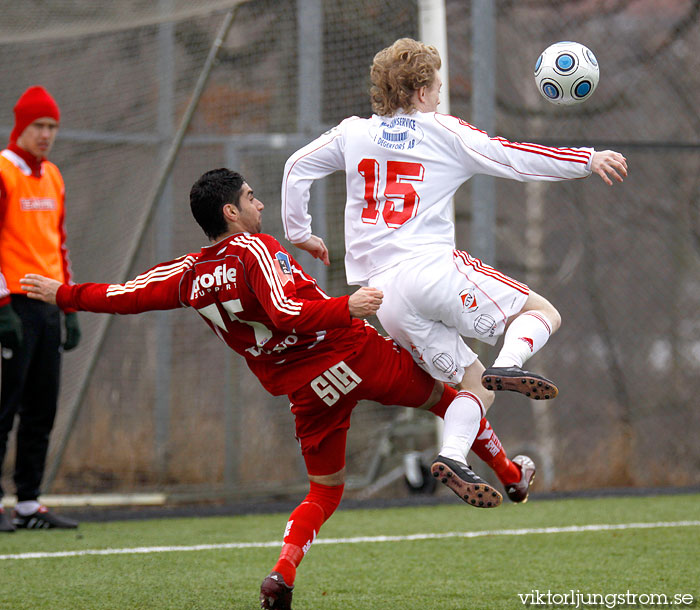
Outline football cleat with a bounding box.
[12,506,78,529]
[0,508,15,532]
[260,571,294,609]
[431,455,502,508]
[481,366,558,400]
[505,455,536,503]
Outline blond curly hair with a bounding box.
[370,38,442,117]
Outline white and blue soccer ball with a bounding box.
[534,41,599,105]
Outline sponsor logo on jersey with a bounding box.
[276,252,291,274]
[474,313,497,337]
[369,116,424,150]
[20,197,56,211]
[245,334,298,357]
[274,251,293,286]
[190,264,237,299]
[459,288,479,312]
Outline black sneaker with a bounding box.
[505,455,536,503]
[431,456,502,508]
[260,571,294,609]
[481,366,558,400]
[0,507,15,532]
[12,506,79,529]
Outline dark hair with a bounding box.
[189,168,244,240]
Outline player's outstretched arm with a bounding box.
[591,150,628,185]
[293,235,330,266]
[20,274,61,305]
[348,287,383,318]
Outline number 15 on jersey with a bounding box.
[357,158,424,229]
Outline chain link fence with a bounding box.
[1,0,698,502]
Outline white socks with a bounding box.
[15,500,41,516]
[493,311,553,369]
[439,391,484,464]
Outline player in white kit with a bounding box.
[281,38,627,505]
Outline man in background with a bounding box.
[0,86,81,532]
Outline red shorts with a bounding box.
[288,324,436,476]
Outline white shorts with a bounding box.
[370,248,529,384]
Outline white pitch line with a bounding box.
[1,520,698,561]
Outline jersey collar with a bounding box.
[3,143,44,177]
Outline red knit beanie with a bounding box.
[9,86,60,144]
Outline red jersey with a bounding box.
[56,232,367,395]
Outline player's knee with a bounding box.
[481,388,495,411]
[548,306,562,333]
[529,304,561,334]
[309,470,345,487]
[456,381,494,412]
[308,480,344,522]
[522,291,561,333]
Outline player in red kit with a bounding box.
[24,168,505,609]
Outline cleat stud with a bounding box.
[495,377,502,383]
[529,379,535,384]
[478,493,483,498]
[496,385,503,390]
[486,384,493,390]
[521,379,527,384]
[432,471,439,477]
[474,485,480,490]
[492,492,498,497]
[441,477,448,483]
[538,381,543,386]
[544,394,550,399]
[470,499,477,505]
[446,472,452,477]
[484,377,491,382]
[534,395,540,400]
[526,392,531,396]
[487,502,493,507]
[438,465,444,471]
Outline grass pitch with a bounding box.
[0,493,698,609]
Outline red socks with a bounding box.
[273,481,344,585]
[429,384,457,418]
[470,418,521,485]
[429,385,520,486]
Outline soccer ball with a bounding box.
[534,41,599,105]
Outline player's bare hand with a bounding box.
[293,235,330,266]
[20,274,61,304]
[348,287,383,318]
[591,150,627,186]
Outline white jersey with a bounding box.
[282,111,593,286]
